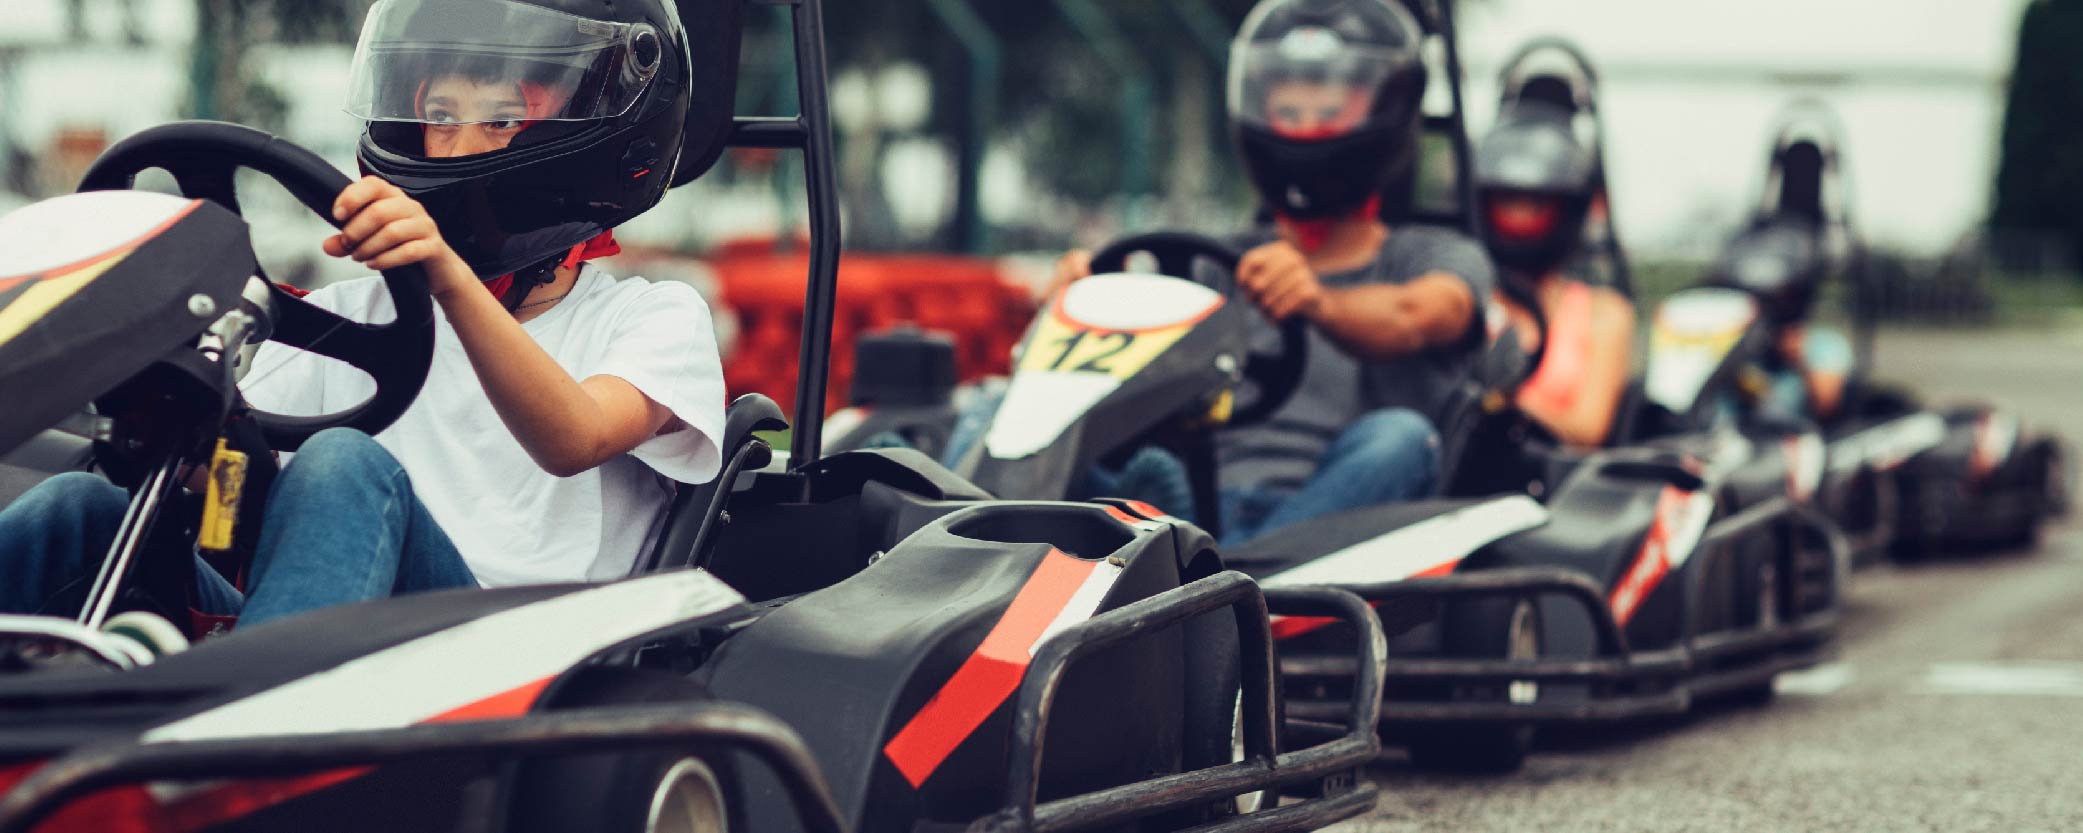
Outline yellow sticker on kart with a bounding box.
[1016,273,1225,380]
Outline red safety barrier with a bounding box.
[712,243,1036,416]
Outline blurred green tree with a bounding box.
[1991,0,2083,271]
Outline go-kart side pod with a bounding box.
[697,501,1386,833]
[1262,450,1844,731]
[0,571,840,833]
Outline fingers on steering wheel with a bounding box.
[331,175,400,223]
[349,216,435,263]
[363,239,440,273]
[335,197,417,257]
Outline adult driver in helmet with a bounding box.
[1052,0,1494,544]
[1,0,725,628]
[1475,69,1635,448]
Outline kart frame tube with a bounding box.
[1281,495,1844,724]
[969,574,1387,833]
[730,0,843,479]
[0,702,848,833]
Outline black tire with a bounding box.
[506,667,742,833]
[1405,598,1539,774]
[1168,604,1266,824]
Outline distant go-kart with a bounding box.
[1696,101,2069,558]
[0,1,1389,831]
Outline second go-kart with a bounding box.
[0,1,1388,831]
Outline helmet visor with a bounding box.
[1485,194,1560,242]
[345,0,666,125]
[1228,35,1408,139]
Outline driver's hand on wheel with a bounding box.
[323,175,477,299]
[1047,249,1094,298]
[1238,241,1327,321]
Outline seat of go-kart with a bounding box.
[0,580,700,760]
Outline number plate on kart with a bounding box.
[1017,273,1224,380]
[985,274,1225,460]
[1645,288,1759,413]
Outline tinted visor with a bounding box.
[346,0,664,125]
[1485,194,1560,242]
[1229,35,1409,139]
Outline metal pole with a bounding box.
[787,0,842,474]
[924,0,999,253]
[1434,0,1479,236]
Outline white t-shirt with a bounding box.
[240,264,726,586]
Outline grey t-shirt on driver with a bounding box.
[1214,225,1495,495]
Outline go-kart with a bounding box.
[0,1,1389,831]
[957,230,1843,772]
[1694,101,2068,558]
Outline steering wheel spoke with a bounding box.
[78,121,436,451]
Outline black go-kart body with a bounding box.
[0,1,1390,830]
[839,225,1844,773]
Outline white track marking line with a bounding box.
[1918,661,2083,697]
[1775,661,1855,696]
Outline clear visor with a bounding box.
[345,0,665,124]
[1228,34,1405,138]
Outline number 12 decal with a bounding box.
[1047,330,1137,373]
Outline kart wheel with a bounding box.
[506,668,742,833]
[1406,598,1539,774]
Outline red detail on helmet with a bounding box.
[1282,196,1382,254]
[1486,196,1560,242]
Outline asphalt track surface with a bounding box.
[1351,324,2083,833]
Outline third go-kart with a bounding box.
[0,0,1387,830]
[1691,101,2068,558]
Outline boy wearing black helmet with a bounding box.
[1055,0,1495,544]
[0,0,725,627]
[1474,66,1635,448]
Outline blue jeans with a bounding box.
[0,428,476,629]
[1215,409,1439,546]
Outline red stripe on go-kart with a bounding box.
[1268,559,1461,640]
[1609,486,1690,627]
[1,676,557,833]
[883,550,1100,788]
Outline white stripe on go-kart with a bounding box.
[1830,412,1945,473]
[984,370,1121,459]
[143,570,747,744]
[1029,559,1126,656]
[1261,496,1549,588]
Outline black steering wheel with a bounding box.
[1088,231,1308,426]
[77,121,436,451]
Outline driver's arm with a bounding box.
[327,177,678,478]
[1306,274,1478,362]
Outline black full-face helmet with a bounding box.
[1228,0,1428,220]
[349,0,741,292]
[1474,70,1600,278]
[1707,109,1853,326]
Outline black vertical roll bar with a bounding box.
[731,0,841,480]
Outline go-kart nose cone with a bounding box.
[0,191,254,456]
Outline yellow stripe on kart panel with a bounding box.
[1016,314,1196,380]
[0,250,133,350]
